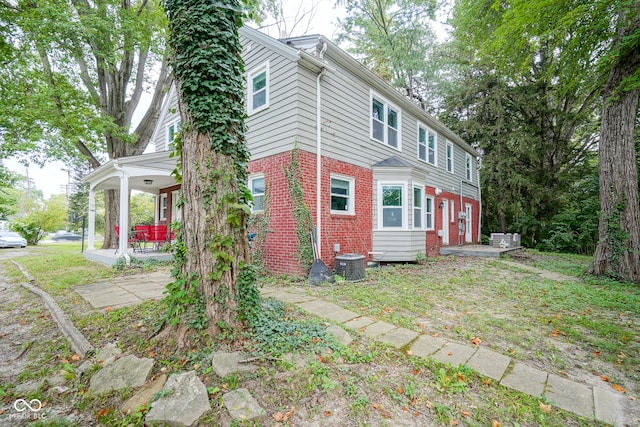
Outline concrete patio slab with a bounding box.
[409,335,447,358]
[343,316,377,330]
[362,321,396,339]
[466,347,511,381]
[500,362,547,397]
[545,374,593,419]
[296,300,359,323]
[266,291,318,304]
[432,342,477,367]
[593,387,626,427]
[74,286,143,309]
[377,327,419,349]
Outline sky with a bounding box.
[4,0,345,199]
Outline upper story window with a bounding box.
[249,174,265,212]
[466,153,473,181]
[413,186,423,229]
[379,183,405,228]
[371,92,401,150]
[418,124,437,166]
[166,120,181,150]
[446,140,454,173]
[248,61,269,114]
[330,175,355,215]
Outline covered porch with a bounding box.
[82,151,178,264]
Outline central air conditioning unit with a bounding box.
[335,253,366,282]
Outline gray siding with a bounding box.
[372,230,425,261]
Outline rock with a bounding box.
[89,354,154,395]
[14,379,44,395]
[145,371,211,427]
[48,373,67,386]
[121,374,167,415]
[326,325,353,346]
[222,388,266,421]
[281,353,307,369]
[51,386,70,394]
[95,342,122,366]
[211,352,257,378]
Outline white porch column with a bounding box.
[87,188,96,250]
[117,171,131,264]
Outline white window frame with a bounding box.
[466,153,473,181]
[451,199,456,223]
[370,91,401,151]
[248,174,265,213]
[417,123,437,166]
[413,186,424,230]
[425,196,434,230]
[171,190,182,222]
[166,120,181,151]
[446,140,454,173]
[330,174,355,215]
[378,182,406,229]
[160,193,168,221]
[247,61,270,115]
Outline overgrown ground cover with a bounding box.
[0,244,634,426]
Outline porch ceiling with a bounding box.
[83,151,177,193]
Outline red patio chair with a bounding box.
[114,225,143,254]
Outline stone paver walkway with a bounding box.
[74,271,634,426]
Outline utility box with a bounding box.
[335,253,366,282]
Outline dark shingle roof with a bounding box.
[372,156,414,168]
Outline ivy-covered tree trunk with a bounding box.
[162,0,257,346]
[591,6,640,282]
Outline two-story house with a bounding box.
[83,25,481,274]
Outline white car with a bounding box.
[0,231,27,248]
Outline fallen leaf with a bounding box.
[97,407,113,418]
[600,375,610,382]
[359,327,365,333]
[456,372,467,383]
[412,369,419,375]
[402,406,408,411]
[71,354,80,362]
[629,396,637,401]
[406,350,413,356]
[593,351,601,357]
[0,409,5,415]
[373,404,380,410]
[432,333,440,338]
[447,352,453,356]
[492,420,501,427]
[312,337,319,344]
[612,384,626,393]
[382,410,391,418]
[383,307,392,313]
[273,412,285,422]
[471,337,481,346]
[324,410,331,416]
[460,410,470,417]
[425,400,434,409]
[539,402,551,413]
[21,320,27,325]
[483,378,492,386]
[418,322,425,328]
[397,387,404,394]
[619,313,625,317]
[105,306,112,312]
[450,419,459,426]
[414,411,420,417]
[149,352,155,358]
[193,363,199,370]
[61,358,69,364]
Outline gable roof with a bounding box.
[372,156,415,168]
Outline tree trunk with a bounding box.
[591,7,640,282]
[161,0,253,347]
[102,189,119,249]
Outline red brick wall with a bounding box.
[248,149,373,275]
[424,187,480,257]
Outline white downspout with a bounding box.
[477,167,482,243]
[316,66,325,259]
[113,161,131,265]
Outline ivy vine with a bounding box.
[283,144,314,269]
[247,179,271,270]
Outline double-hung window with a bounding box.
[466,153,473,181]
[160,193,168,221]
[446,140,454,173]
[330,175,355,215]
[371,92,401,150]
[249,175,265,212]
[248,62,269,114]
[425,196,434,230]
[380,184,404,228]
[413,186,423,229]
[417,125,437,166]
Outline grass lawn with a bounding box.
[1,244,635,426]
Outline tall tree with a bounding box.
[0,164,20,219]
[337,0,439,111]
[0,0,171,248]
[161,0,259,346]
